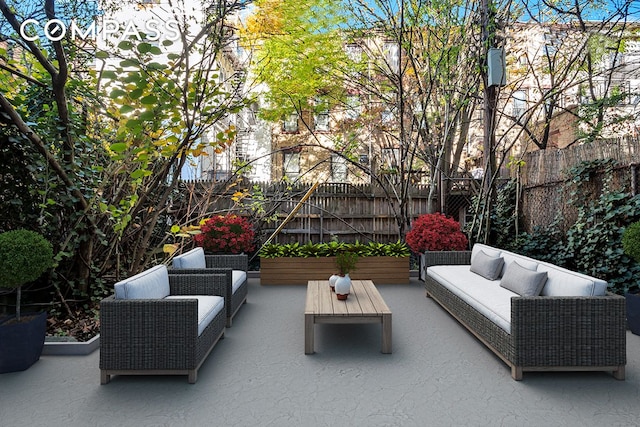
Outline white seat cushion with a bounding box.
[232,270,246,293]
[165,295,224,335]
[114,265,170,300]
[428,265,515,334]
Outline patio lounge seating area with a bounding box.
[4,277,640,425]
[99,265,227,384]
[424,243,626,381]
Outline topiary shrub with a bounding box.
[0,229,54,319]
[406,213,469,253]
[623,221,640,263]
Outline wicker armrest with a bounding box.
[511,293,626,366]
[100,296,200,367]
[167,272,229,297]
[422,251,472,267]
[205,254,248,271]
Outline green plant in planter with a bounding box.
[258,241,410,259]
[335,251,358,275]
[0,229,54,320]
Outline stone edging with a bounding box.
[43,334,100,356]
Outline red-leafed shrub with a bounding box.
[406,213,468,253]
[194,215,255,254]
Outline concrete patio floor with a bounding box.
[2,277,640,426]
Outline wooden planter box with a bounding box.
[260,256,409,285]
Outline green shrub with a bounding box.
[503,159,640,295]
[562,160,640,294]
[623,221,640,263]
[0,229,54,290]
[258,241,410,258]
[0,229,54,319]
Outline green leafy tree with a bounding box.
[341,0,487,236]
[242,0,349,122]
[0,0,250,323]
[243,0,488,239]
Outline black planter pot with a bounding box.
[0,312,47,373]
[625,292,640,336]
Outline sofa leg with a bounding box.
[511,366,523,381]
[100,371,110,385]
[188,370,197,384]
[226,318,232,328]
[613,366,625,380]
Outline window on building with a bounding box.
[314,98,330,131]
[609,52,625,70]
[613,80,632,105]
[283,113,299,132]
[474,104,484,122]
[345,44,363,62]
[381,107,395,124]
[235,134,249,163]
[577,84,590,104]
[382,148,399,169]
[512,90,527,119]
[518,55,528,66]
[383,42,399,73]
[413,101,426,129]
[331,154,348,182]
[346,95,361,120]
[283,151,300,179]
[180,155,203,180]
[314,111,330,131]
[543,30,565,56]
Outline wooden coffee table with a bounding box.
[305,279,392,354]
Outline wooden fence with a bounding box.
[182,181,436,244]
[521,137,640,187]
[520,137,640,233]
[179,137,640,243]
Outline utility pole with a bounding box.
[480,0,502,243]
[481,0,497,197]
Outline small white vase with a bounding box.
[335,274,351,300]
[329,274,340,291]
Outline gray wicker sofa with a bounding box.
[423,243,626,380]
[100,265,226,384]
